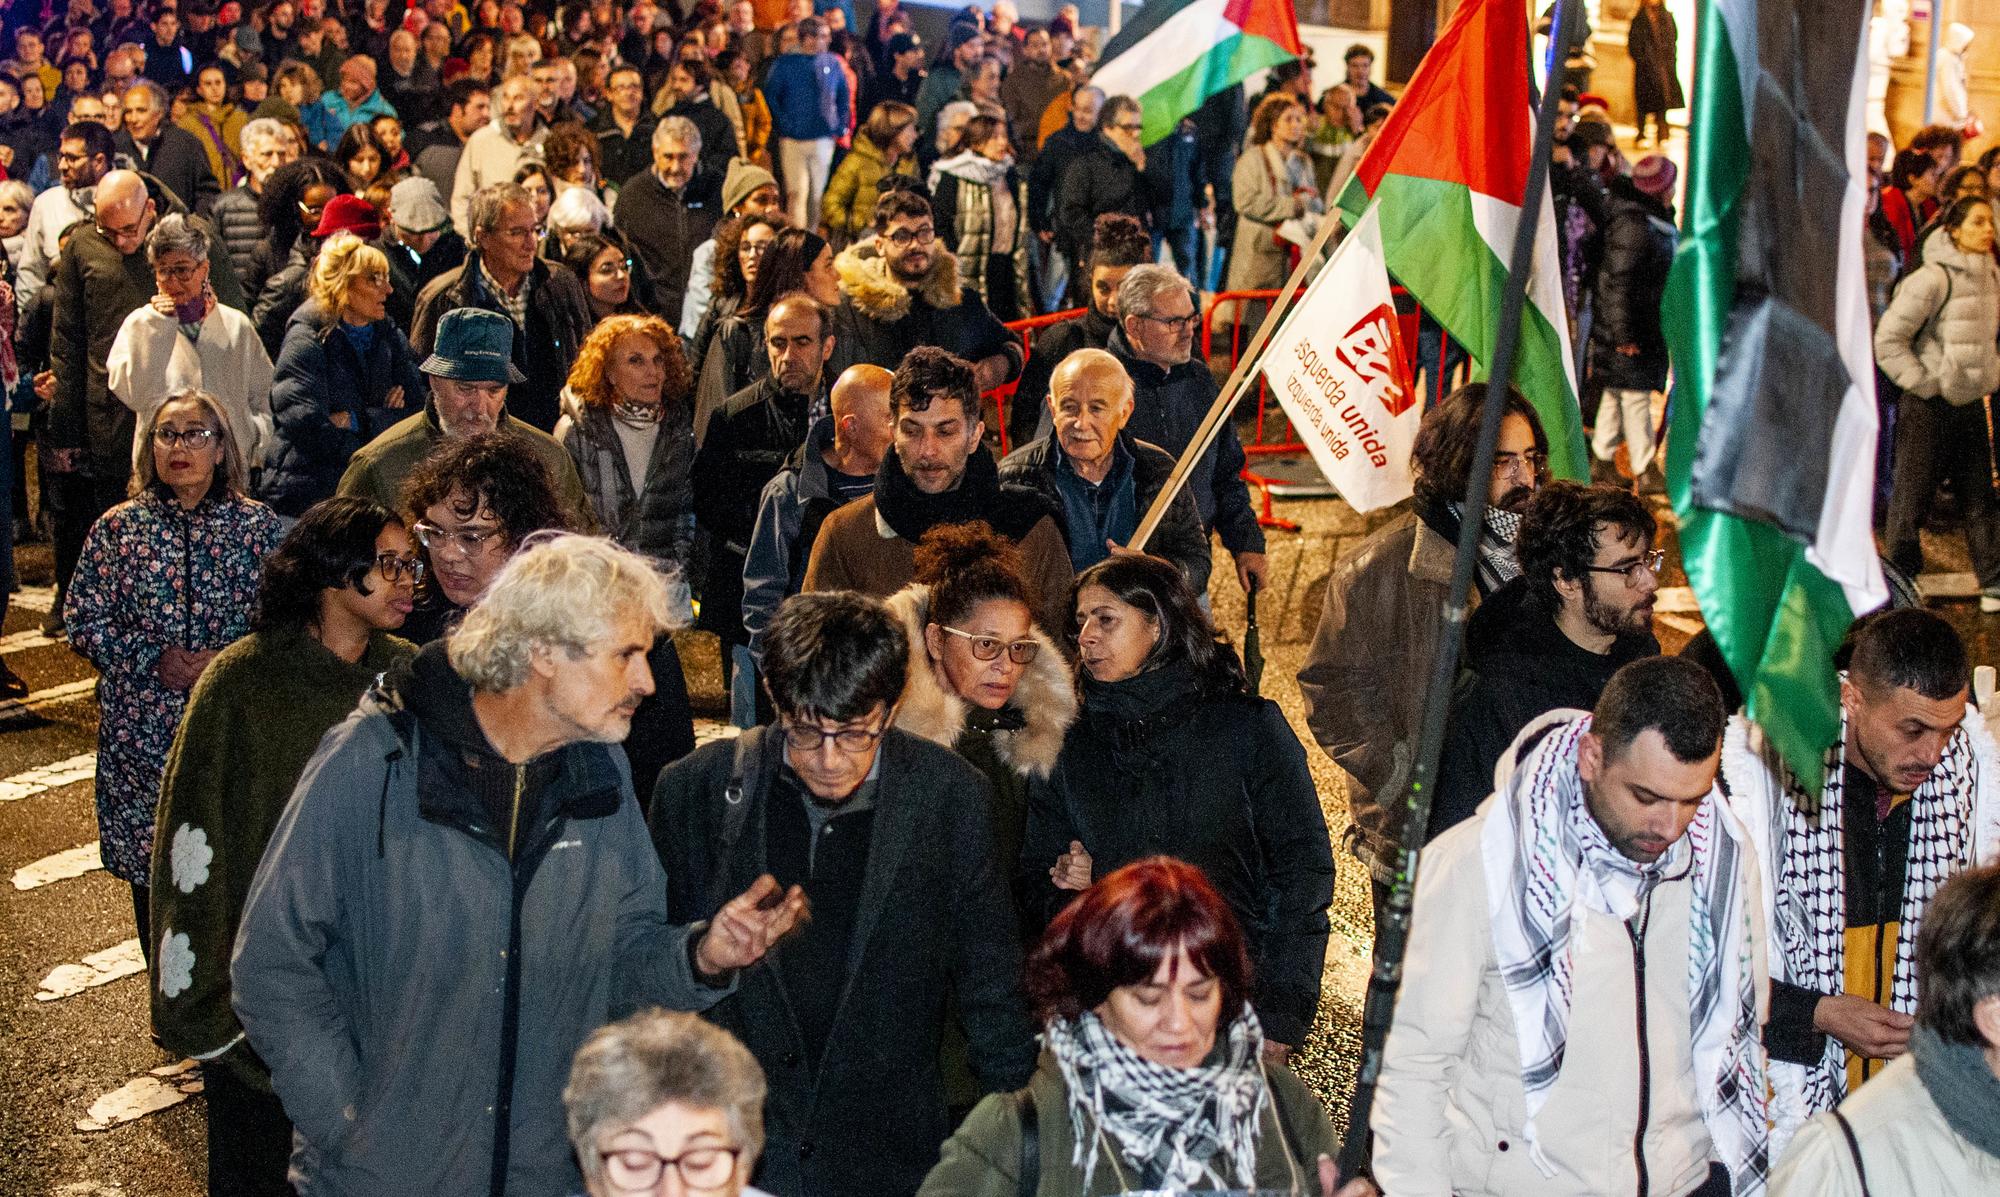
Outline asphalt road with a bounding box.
[2,476,1992,1196]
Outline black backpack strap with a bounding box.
[1831,1109,1873,1197]
[1014,1088,1039,1197]
[705,729,764,910]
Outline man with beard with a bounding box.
[827,189,1021,394]
[1299,383,1547,936]
[1430,480,1663,838]
[803,346,1072,636]
[1723,608,2000,1154]
[15,120,115,316]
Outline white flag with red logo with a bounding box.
[1257,205,1419,513]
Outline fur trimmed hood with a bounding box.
[882,583,1077,778]
[834,236,964,322]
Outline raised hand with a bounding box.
[694,873,810,977]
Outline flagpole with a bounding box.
[1336,0,1583,1178]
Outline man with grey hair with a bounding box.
[410,181,592,432]
[451,73,545,230]
[564,1010,771,1197]
[116,78,216,214]
[234,534,807,1197]
[1109,262,1268,593]
[212,117,302,281]
[615,115,721,325]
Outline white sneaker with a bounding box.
[1981,591,2000,613]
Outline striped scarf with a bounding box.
[1482,711,1769,1193]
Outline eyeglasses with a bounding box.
[98,214,147,242]
[884,225,936,246]
[599,1144,742,1193]
[152,425,217,447]
[1582,548,1666,587]
[595,257,633,275]
[778,719,888,755]
[1113,121,1143,133]
[738,239,771,258]
[1492,449,1546,478]
[153,262,203,282]
[373,553,426,585]
[411,520,507,558]
[1139,311,1199,334]
[941,625,1040,664]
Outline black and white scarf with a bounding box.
[1450,501,1524,594]
[1723,703,2000,1150]
[1483,710,1769,1193]
[1043,1004,1269,1192]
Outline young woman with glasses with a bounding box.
[147,495,420,1197]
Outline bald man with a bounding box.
[998,347,1214,592]
[743,363,895,665]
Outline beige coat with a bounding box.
[1226,142,1316,293]
[1769,1053,2000,1195]
[1372,809,1717,1197]
[107,301,274,469]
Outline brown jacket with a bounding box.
[803,497,1077,637]
[1296,509,1470,882]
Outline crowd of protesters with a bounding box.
[0,3,1997,1197]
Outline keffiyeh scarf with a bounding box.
[1730,700,1999,1148]
[1482,711,1769,1193]
[1044,1004,1269,1192]
[1450,502,1524,594]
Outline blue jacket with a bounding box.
[761,51,848,142]
[314,87,398,150]
[262,301,427,517]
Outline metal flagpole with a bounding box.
[1335,0,1583,1176]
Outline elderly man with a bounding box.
[234,535,807,1197]
[1726,608,2000,1154]
[828,189,1022,394]
[1374,656,1771,1197]
[410,182,592,433]
[999,347,1211,589]
[339,306,587,519]
[1108,263,1265,591]
[650,590,1037,1197]
[564,1010,772,1197]
[117,79,216,213]
[381,28,441,127]
[1769,864,2000,1193]
[804,346,1073,635]
[742,363,893,667]
[373,176,466,330]
[451,74,544,231]
[211,117,300,282]
[15,119,115,317]
[316,53,397,149]
[616,116,721,326]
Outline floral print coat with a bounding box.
[65,488,284,883]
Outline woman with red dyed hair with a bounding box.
[919,858,1369,1197]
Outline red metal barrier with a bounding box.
[988,308,1086,456]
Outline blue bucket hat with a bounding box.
[420,308,527,384]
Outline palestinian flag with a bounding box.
[1664,0,1886,790]
[1090,0,1303,146]
[1334,0,1586,479]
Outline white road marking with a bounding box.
[74,1060,203,1132]
[35,938,144,1001]
[0,627,62,654]
[0,677,99,721]
[0,753,98,802]
[11,585,55,614]
[14,842,103,890]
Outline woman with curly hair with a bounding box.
[685,210,785,381]
[147,496,418,1196]
[557,314,699,588]
[246,158,349,320]
[693,225,841,424]
[542,120,604,197]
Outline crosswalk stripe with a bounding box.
[0,627,63,655]
[35,938,144,1002]
[11,585,55,614]
[0,753,98,802]
[74,1060,203,1133]
[13,842,103,890]
[0,677,99,722]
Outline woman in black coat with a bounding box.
[263,234,426,517]
[1627,0,1683,146]
[1021,553,1335,1055]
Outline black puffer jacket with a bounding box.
[1586,176,1677,393]
[1053,135,1148,262]
[1429,577,1661,839]
[1021,662,1335,1047]
[1108,326,1263,556]
[409,251,593,433]
[212,185,264,284]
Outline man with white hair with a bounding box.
[998,347,1212,590]
[212,116,300,281]
[381,28,442,127]
[615,116,721,328]
[451,73,545,231]
[234,534,808,1197]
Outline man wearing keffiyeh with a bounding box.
[1723,608,2000,1156]
[1374,657,1772,1197]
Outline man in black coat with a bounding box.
[118,80,218,214]
[1586,154,1678,489]
[1051,93,1150,273]
[1429,480,1663,839]
[650,591,1037,1197]
[588,64,658,192]
[615,116,722,334]
[1009,211,1150,446]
